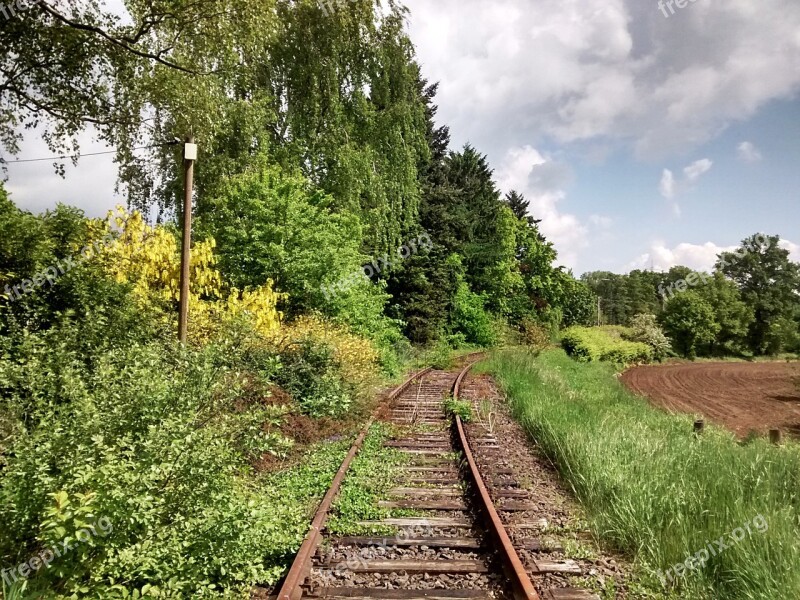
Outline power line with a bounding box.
[0,141,180,165]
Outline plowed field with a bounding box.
[621,361,800,438]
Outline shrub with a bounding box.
[519,318,551,354]
[272,339,351,418]
[0,334,297,598]
[624,314,672,361]
[561,326,653,364]
[443,397,473,423]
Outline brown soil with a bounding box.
[620,361,800,438]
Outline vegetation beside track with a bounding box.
[327,424,410,537]
[484,348,800,600]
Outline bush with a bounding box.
[561,326,653,364]
[0,333,297,598]
[450,283,497,347]
[624,314,672,361]
[519,318,551,354]
[272,339,351,418]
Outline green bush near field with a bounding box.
[485,348,800,600]
[561,326,653,364]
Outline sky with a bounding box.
[3,0,800,275]
[401,0,800,274]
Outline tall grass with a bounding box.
[485,348,800,600]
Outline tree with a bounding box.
[717,234,800,355]
[695,272,753,355]
[660,293,720,358]
[198,159,393,341]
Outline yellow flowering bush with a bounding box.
[92,207,283,342]
[267,315,380,393]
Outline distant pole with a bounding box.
[178,136,197,344]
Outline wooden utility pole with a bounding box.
[178,136,197,344]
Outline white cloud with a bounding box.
[779,239,800,263]
[496,145,586,268]
[627,241,735,272]
[589,214,613,228]
[659,169,675,198]
[628,238,800,272]
[404,0,800,159]
[737,141,763,162]
[683,158,713,181]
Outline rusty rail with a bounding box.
[276,367,432,600]
[452,360,541,600]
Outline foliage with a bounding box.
[623,314,672,361]
[449,282,498,347]
[443,398,474,423]
[488,348,800,600]
[717,234,800,355]
[660,293,720,359]
[98,206,283,343]
[518,319,552,354]
[584,235,800,357]
[326,424,407,535]
[695,272,754,355]
[561,326,653,365]
[267,315,380,398]
[0,332,303,598]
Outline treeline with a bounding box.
[2,0,596,354]
[583,235,800,357]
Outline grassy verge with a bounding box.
[484,348,800,600]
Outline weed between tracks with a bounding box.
[485,348,800,600]
[326,423,413,537]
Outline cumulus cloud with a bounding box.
[737,141,763,162]
[779,239,800,263]
[496,145,586,268]
[404,0,800,159]
[628,238,800,272]
[627,241,735,272]
[683,158,713,181]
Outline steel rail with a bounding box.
[452,360,541,600]
[276,367,433,600]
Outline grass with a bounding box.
[485,348,800,600]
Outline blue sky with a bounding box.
[3,0,800,275]
[404,0,800,274]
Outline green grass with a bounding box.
[485,348,800,600]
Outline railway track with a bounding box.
[276,359,598,600]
